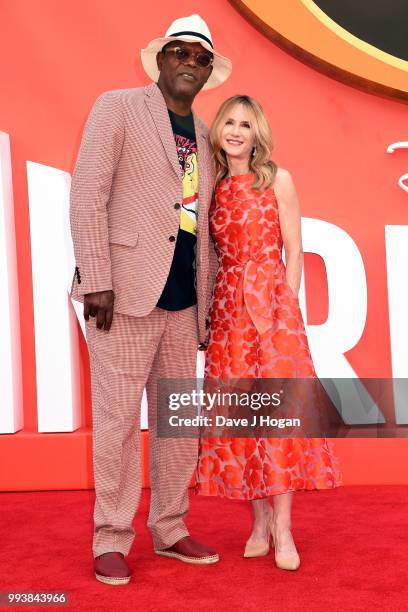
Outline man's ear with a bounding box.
[156,51,164,71]
[204,65,213,83]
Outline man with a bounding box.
[69,14,231,585]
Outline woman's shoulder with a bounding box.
[273,167,293,187]
[272,167,296,199]
[273,168,297,206]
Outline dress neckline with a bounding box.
[228,172,254,179]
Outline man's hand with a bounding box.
[198,317,211,350]
[84,290,114,331]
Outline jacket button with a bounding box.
[174,203,181,209]
[169,235,176,242]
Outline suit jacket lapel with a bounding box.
[193,113,211,238]
[144,84,183,181]
[144,83,212,237]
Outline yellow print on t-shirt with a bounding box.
[180,151,198,236]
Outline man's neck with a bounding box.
[157,82,193,116]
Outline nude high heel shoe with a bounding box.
[243,530,270,558]
[271,524,300,571]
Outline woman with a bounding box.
[196,95,341,571]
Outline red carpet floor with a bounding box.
[1,486,407,612]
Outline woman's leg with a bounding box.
[244,498,273,556]
[271,492,300,570]
[250,498,272,536]
[272,491,293,531]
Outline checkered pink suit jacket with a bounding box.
[70,82,217,343]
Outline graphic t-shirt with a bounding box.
[157,110,198,310]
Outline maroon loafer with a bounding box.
[155,536,219,565]
[94,552,132,585]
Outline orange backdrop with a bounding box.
[0,0,407,490]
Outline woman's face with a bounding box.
[219,103,256,162]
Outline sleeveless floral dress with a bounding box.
[196,173,341,500]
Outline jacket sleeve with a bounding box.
[206,234,219,319]
[69,91,125,296]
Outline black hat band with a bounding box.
[168,30,213,49]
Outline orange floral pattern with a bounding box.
[196,173,341,500]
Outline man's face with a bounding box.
[156,41,213,99]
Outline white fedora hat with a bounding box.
[141,14,232,90]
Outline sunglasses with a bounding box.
[164,46,214,69]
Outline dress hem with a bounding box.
[195,482,342,501]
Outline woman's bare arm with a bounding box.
[274,168,303,296]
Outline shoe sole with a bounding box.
[95,573,131,585]
[155,550,219,565]
[243,547,270,558]
[275,561,301,571]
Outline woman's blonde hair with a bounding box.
[210,95,277,190]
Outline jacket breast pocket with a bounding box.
[108,225,139,247]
